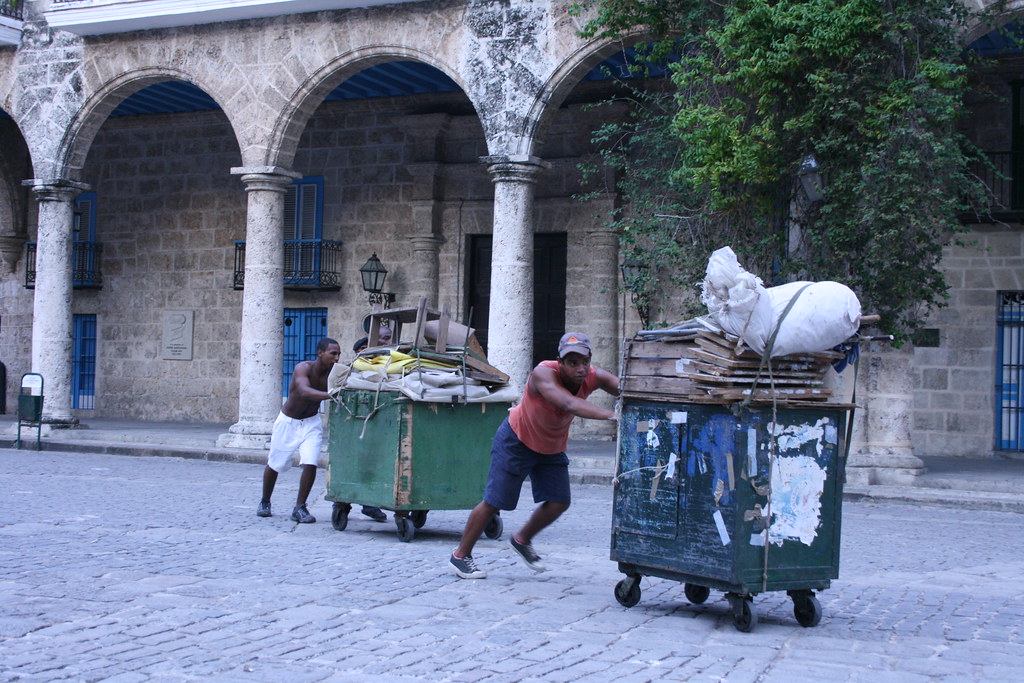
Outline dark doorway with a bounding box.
[467,233,567,368]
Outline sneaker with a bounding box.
[510,536,546,572]
[450,552,487,579]
[256,499,271,517]
[291,504,316,524]
[361,505,387,522]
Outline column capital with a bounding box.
[481,155,549,184]
[22,178,90,202]
[586,227,619,248]
[410,234,444,253]
[230,166,302,192]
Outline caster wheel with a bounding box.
[331,503,350,531]
[483,513,503,540]
[410,510,428,529]
[792,593,822,627]
[684,583,710,605]
[727,593,757,632]
[395,515,415,542]
[614,577,641,608]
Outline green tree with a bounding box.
[577,0,991,340]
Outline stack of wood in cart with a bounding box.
[620,317,877,407]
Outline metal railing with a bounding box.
[25,241,104,289]
[0,1,24,21]
[972,151,1024,212]
[233,239,344,290]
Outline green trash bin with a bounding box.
[325,390,510,542]
[19,394,43,422]
[610,399,851,632]
[16,372,45,450]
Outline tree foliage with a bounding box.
[576,0,991,340]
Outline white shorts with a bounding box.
[267,412,323,473]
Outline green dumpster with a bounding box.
[325,390,510,542]
[610,399,851,631]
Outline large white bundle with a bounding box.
[765,280,861,357]
[700,247,775,354]
[701,247,861,357]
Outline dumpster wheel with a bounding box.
[614,577,641,608]
[788,590,822,627]
[484,513,503,540]
[331,503,350,532]
[684,583,710,605]
[411,510,428,529]
[726,593,757,632]
[395,515,416,542]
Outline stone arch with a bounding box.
[965,2,1024,45]
[55,67,239,182]
[521,31,656,159]
[265,46,472,170]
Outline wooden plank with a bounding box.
[707,387,832,399]
[624,357,696,377]
[415,349,510,384]
[621,375,695,395]
[626,340,699,360]
[689,360,827,380]
[688,374,825,387]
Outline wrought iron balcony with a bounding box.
[971,151,1024,214]
[233,239,344,291]
[25,241,104,289]
[0,0,23,20]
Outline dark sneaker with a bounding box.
[291,504,316,524]
[361,506,387,522]
[510,536,546,572]
[450,553,487,579]
[256,499,271,517]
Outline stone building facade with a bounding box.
[0,0,1021,471]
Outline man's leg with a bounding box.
[450,500,499,579]
[261,466,278,501]
[509,457,571,571]
[456,501,500,559]
[296,464,316,507]
[289,464,318,523]
[257,466,278,517]
[516,500,570,545]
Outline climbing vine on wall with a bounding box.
[576,0,993,340]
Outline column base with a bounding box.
[217,419,274,449]
[845,448,925,486]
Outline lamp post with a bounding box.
[359,252,395,307]
[620,257,651,329]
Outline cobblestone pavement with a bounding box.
[1,448,1022,682]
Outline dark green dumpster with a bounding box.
[326,390,510,542]
[610,399,851,631]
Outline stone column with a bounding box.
[218,167,300,449]
[577,223,620,439]
[24,179,88,425]
[409,230,442,307]
[845,342,925,485]
[483,155,547,394]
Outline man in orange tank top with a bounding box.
[449,332,620,579]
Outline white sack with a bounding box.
[701,247,861,357]
[700,246,775,355]
[764,280,861,357]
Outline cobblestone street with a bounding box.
[1,448,1022,682]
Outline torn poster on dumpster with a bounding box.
[757,417,835,547]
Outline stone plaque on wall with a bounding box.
[162,310,194,360]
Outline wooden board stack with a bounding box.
[620,326,849,407]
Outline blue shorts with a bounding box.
[483,418,571,510]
